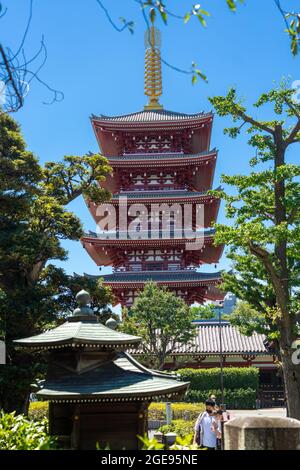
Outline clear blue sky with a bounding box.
[2,0,299,280]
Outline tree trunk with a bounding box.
[272,133,300,418]
[280,344,300,420]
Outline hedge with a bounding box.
[158,420,195,438]
[177,367,259,392]
[185,388,257,409]
[28,401,49,421]
[149,402,204,421]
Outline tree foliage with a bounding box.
[226,301,275,338]
[121,282,197,369]
[0,410,56,450]
[0,111,112,412]
[190,304,216,320]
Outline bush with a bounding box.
[185,388,257,409]
[158,419,195,438]
[28,401,49,421]
[138,434,200,450]
[148,402,204,421]
[177,367,259,392]
[0,410,56,450]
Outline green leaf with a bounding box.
[226,0,236,11]
[195,68,208,82]
[184,12,191,23]
[197,14,207,27]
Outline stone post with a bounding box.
[224,416,300,450]
[166,402,172,425]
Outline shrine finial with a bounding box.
[72,289,94,318]
[144,14,163,110]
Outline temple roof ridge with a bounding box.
[91,108,213,123]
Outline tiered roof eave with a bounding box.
[91,108,213,127]
[81,231,224,267]
[85,190,221,228]
[91,109,214,157]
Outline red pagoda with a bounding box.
[81,25,224,309]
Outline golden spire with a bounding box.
[144,24,163,110]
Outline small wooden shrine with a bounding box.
[14,290,189,450]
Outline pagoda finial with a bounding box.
[71,289,94,318]
[144,16,163,110]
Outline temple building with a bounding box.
[81,25,224,309]
[14,290,189,450]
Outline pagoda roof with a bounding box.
[92,109,212,125]
[107,149,217,162]
[92,109,213,156]
[84,270,222,284]
[14,319,141,351]
[36,351,189,402]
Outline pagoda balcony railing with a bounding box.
[87,228,215,240]
[108,148,217,160]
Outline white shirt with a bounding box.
[196,412,217,448]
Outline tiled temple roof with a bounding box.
[83,270,222,283]
[92,109,212,123]
[14,320,141,350]
[170,322,269,355]
[130,322,270,356]
[35,351,189,401]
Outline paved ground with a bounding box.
[149,408,287,438]
[227,407,286,418]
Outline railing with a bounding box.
[90,229,214,240]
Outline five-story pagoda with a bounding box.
[82,25,224,308]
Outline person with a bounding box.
[213,409,223,450]
[194,399,217,450]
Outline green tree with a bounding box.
[226,301,275,338]
[49,269,116,325]
[209,83,300,419]
[121,282,196,369]
[0,111,112,413]
[190,304,216,321]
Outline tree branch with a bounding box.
[248,241,288,318]
[285,120,300,145]
[241,111,275,135]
